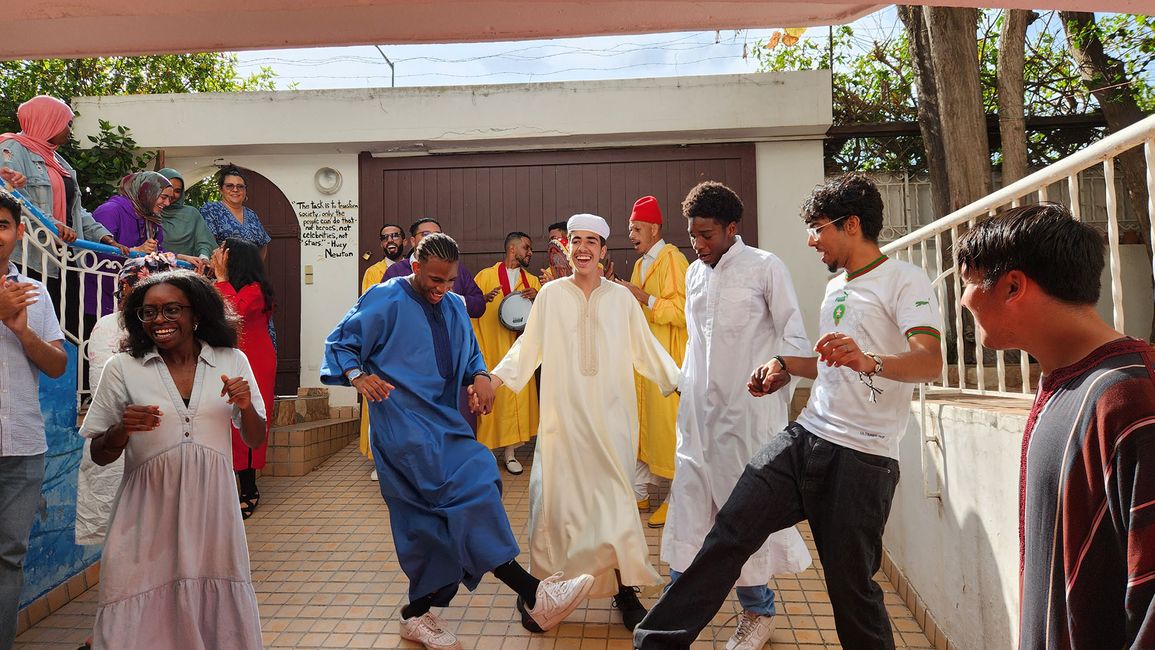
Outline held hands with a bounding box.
[220,374,253,410]
[467,375,495,415]
[122,404,163,433]
[814,332,872,373]
[352,373,394,402]
[484,287,502,303]
[748,358,790,397]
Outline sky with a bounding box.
[233,8,903,90]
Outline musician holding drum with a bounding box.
[471,231,541,474]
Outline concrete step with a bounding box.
[264,415,359,476]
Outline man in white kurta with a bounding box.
[491,214,680,632]
[662,181,812,648]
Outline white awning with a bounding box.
[5,0,1147,61]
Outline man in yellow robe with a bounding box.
[615,196,688,528]
[472,231,541,474]
[358,222,405,480]
[361,223,405,291]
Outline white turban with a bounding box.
[567,213,610,240]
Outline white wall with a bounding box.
[1097,244,1154,341]
[755,141,829,341]
[168,152,362,404]
[73,72,833,156]
[886,400,1026,649]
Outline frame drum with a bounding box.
[498,291,533,331]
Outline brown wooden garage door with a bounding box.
[357,144,758,283]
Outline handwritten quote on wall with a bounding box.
[296,199,358,259]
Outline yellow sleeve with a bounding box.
[649,250,689,328]
[361,263,385,295]
[628,295,680,395]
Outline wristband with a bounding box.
[772,355,789,374]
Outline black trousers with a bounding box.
[634,423,900,649]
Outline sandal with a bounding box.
[240,493,260,520]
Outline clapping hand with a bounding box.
[613,278,648,305]
[221,374,253,410]
[0,279,38,329]
[0,166,27,188]
[122,404,163,433]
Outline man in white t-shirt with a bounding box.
[635,174,944,650]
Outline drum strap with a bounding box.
[498,265,530,296]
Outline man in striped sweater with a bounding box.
[956,203,1155,649]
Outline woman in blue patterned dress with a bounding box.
[198,166,271,260]
[199,165,278,351]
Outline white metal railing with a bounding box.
[6,191,124,412]
[883,112,1155,400]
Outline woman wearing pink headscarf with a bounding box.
[1,96,127,331]
[0,96,126,259]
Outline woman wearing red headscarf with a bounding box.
[0,96,127,328]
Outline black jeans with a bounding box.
[634,423,900,649]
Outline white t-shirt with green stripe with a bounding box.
[795,256,942,460]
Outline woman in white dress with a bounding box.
[76,254,178,548]
[80,269,266,649]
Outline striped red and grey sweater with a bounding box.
[1018,338,1155,649]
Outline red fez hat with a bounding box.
[630,196,662,225]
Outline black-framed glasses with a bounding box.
[136,303,192,322]
[223,183,247,191]
[379,232,403,241]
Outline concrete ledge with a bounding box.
[16,560,99,637]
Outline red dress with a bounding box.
[216,281,276,470]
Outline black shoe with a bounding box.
[516,595,546,633]
[612,586,647,631]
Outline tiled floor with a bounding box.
[16,441,933,649]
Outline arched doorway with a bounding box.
[240,168,302,396]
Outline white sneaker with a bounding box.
[522,572,595,631]
[399,612,461,650]
[370,469,378,481]
[725,610,775,650]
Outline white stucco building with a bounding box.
[74,71,835,401]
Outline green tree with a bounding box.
[0,53,277,209]
[754,11,1154,174]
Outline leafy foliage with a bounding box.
[66,120,155,209]
[754,11,1154,173]
[0,53,277,210]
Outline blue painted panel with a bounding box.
[20,342,101,608]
